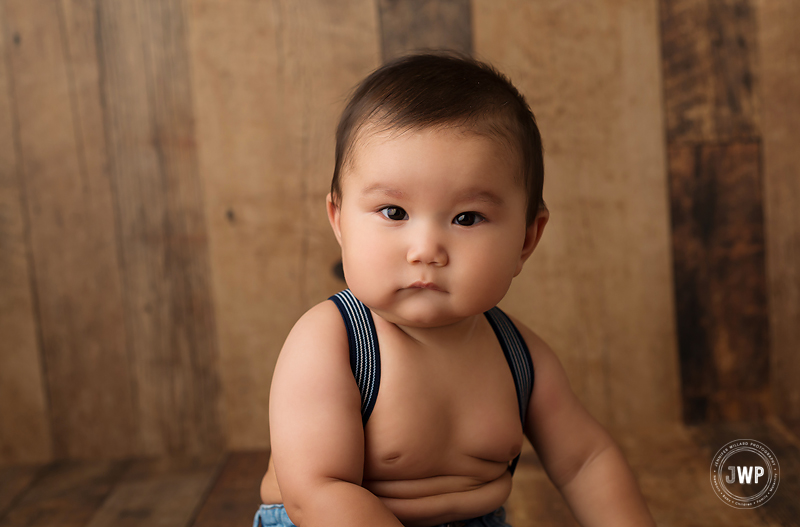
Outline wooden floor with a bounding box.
[1,421,798,527]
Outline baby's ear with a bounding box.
[326,193,343,246]
[515,207,549,277]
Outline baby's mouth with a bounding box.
[407,281,445,292]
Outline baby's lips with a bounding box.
[407,281,445,292]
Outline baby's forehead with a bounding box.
[348,121,518,164]
[339,124,525,196]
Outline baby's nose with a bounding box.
[406,227,448,266]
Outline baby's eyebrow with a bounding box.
[361,185,503,206]
[456,189,505,206]
[362,184,405,199]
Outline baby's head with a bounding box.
[330,53,544,226]
[327,54,548,325]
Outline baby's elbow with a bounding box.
[550,454,589,490]
[276,479,311,526]
[282,499,305,527]
[281,477,346,526]
[552,436,619,490]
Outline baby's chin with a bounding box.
[365,296,485,329]
[376,311,475,330]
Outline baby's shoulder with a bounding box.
[278,298,348,362]
[502,313,547,358]
[502,312,563,378]
[292,296,345,331]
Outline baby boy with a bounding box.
[256,54,655,527]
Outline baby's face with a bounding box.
[328,127,531,328]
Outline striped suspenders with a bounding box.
[484,306,534,474]
[328,289,534,474]
[329,289,381,425]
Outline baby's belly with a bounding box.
[259,453,515,525]
[363,462,513,526]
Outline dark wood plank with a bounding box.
[757,1,800,425]
[379,0,472,62]
[0,461,128,527]
[0,0,52,465]
[3,0,136,458]
[0,466,44,520]
[84,456,222,527]
[668,142,769,422]
[659,0,760,143]
[191,451,270,527]
[95,0,223,455]
[785,421,800,447]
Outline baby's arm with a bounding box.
[269,301,403,527]
[514,319,656,527]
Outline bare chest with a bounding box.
[362,324,523,481]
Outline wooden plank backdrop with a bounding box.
[0,0,798,465]
[191,451,269,527]
[668,142,769,421]
[0,460,129,527]
[758,0,800,425]
[476,0,681,431]
[187,0,380,450]
[0,1,52,463]
[82,456,220,527]
[660,0,770,422]
[378,0,472,61]
[2,0,136,460]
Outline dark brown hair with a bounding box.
[331,53,545,226]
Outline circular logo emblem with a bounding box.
[710,439,779,508]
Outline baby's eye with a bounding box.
[379,206,408,221]
[453,212,485,226]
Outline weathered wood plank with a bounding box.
[660,1,774,425]
[668,142,770,422]
[756,0,800,424]
[95,0,223,455]
[191,451,270,527]
[3,0,136,459]
[0,461,127,527]
[0,1,52,466]
[84,456,221,527]
[659,0,760,143]
[187,0,380,449]
[0,466,43,520]
[474,0,680,429]
[378,0,472,61]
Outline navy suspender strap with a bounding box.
[328,290,534,475]
[329,289,381,426]
[483,307,535,475]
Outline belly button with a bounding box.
[384,453,401,464]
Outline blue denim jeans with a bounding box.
[253,503,511,527]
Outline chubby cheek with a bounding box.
[340,228,400,299]
[459,248,515,305]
